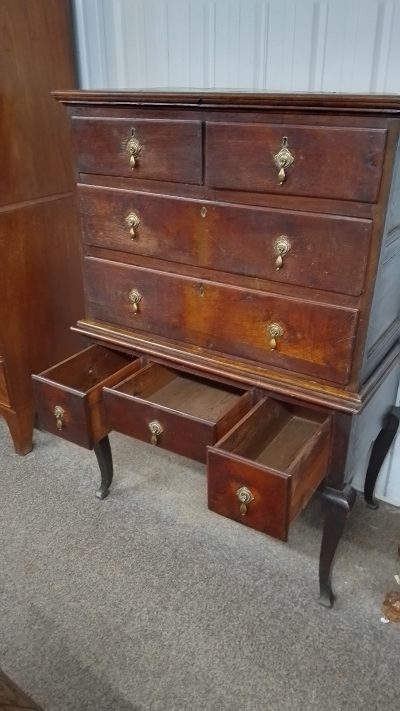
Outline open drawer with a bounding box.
[103,362,254,463]
[32,345,141,448]
[207,397,331,541]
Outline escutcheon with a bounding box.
[54,405,65,431]
[148,420,163,445]
[273,236,291,270]
[267,322,284,351]
[236,486,254,516]
[273,136,294,185]
[125,211,140,239]
[126,129,142,168]
[128,288,142,314]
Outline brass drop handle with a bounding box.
[148,420,163,445]
[126,130,141,168]
[128,288,142,314]
[54,405,65,431]
[267,322,284,351]
[273,236,291,270]
[273,136,294,185]
[236,486,254,516]
[126,211,140,239]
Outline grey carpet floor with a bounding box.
[0,418,399,711]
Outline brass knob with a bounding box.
[126,130,141,168]
[267,322,283,351]
[128,288,142,314]
[236,486,254,516]
[273,136,294,185]
[148,420,163,445]
[54,405,65,431]
[125,211,140,239]
[273,236,291,270]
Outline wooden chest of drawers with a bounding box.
[33,91,400,606]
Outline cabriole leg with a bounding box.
[319,485,356,608]
[364,406,400,509]
[93,435,113,500]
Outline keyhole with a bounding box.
[200,206,207,218]
[198,284,205,297]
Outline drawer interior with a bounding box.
[114,363,246,423]
[33,345,142,449]
[208,397,330,540]
[220,398,326,471]
[40,345,133,392]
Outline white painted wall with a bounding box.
[71,0,400,504]
[72,0,400,92]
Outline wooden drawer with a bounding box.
[207,397,331,541]
[32,345,141,448]
[103,362,254,462]
[84,257,359,385]
[206,121,387,202]
[72,117,202,184]
[79,185,371,297]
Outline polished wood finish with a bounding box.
[206,122,386,202]
[104,363,253,462]
[84,257,358,385]
[79,185,371,296]
[38,89,400,605]
[53,90,400,112]
[0,0,84,454]
[208,398,330,540]
[72,117,202,184]
[32,345,140,448]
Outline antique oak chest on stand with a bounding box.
[32,92,400,607]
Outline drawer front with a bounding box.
[33,379,91,447]
[104,363,253,463]
[72,117,202,184]
[207,398,330,541]
[104,389,216,463]
[32,346,140,448]
[206,122,387,202]
[80,185,371,297]
[104,391,212,462]
[0,358,11,406]
[84,258,358,385]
